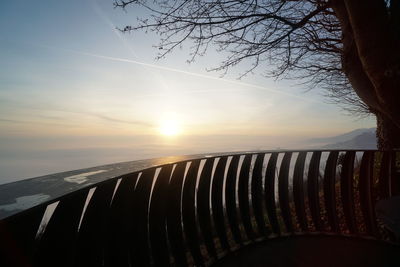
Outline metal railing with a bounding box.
[0,150,399,266]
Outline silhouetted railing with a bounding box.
[0,150,399,266]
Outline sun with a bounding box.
[158,115,182,136]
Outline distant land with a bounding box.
[306,128,377,149]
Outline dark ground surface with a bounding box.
[212,235,400,267]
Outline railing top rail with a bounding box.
[0,149,395,220]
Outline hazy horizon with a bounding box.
[0,130,375,184]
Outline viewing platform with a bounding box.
[1,150,399,266]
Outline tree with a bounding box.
[114,0,400,149]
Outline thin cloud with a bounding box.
[0,118,25,124]
[93,114,154,127]
[0,118,77,127]
[0,98,154,128]
[1,113,153,128]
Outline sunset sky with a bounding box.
[0,0,375,182]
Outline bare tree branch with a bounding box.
[113,0,398,118]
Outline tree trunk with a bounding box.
[332,0,400,149]
[376,113,400,150]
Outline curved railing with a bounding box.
[0,150,399,266]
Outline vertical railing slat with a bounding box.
[379,151,392,199]
[35,189,89,267]
[182,160,204,266]
[340,151,358,234]
[225,155,242,245]
[76,179,118,267]
[212,156,230,252]
[167,162,188,266]
[149,164,173,267]
[307,151,322,231]
[278,152,293,233]
[251,153,268,237]
[197,158,218,260]
[131,168,157,267]
[293,151,308,232]
[359,151,379,237]
[0,205,46,267]
[390,151,400,196]
[238,154,255,240]
[264,152,280,235]
[323,151,340,233]
[105,173,139,267]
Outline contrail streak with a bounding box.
[90,0,172,92]
[90,0,139,58]
[72,50,315,102]
[34,41,314,102]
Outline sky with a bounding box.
[0,0,375,183]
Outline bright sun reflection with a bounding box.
[158,114,182,136]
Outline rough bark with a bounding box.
[332,0,400,149]
[376,112,400,150]
[332,0,380,111]
[344,0,400,131]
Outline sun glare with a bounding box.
[158,115,182,136]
